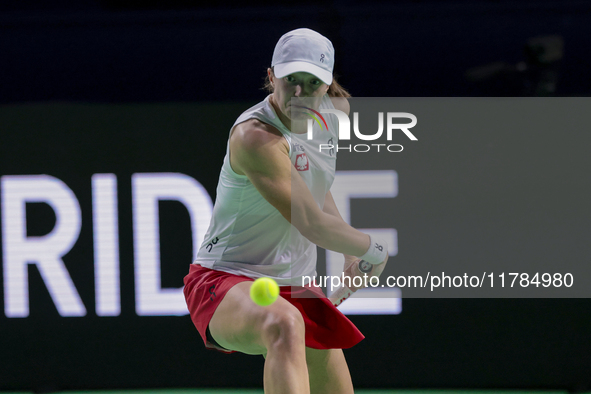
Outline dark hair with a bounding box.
[262,67,351,98]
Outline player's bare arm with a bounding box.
[230,119,293,220]
[323,190,388,287]
[230,120,370,257]
[322,190,358,263]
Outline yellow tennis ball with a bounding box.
[250,277,279,306]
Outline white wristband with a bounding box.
[358,235,388,265]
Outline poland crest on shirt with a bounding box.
[295,153,309,171]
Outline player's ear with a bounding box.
[267,68,275,87]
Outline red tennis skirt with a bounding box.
[183,264,365,353]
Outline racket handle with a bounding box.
[329,285,353,307]
[330,260,374,306]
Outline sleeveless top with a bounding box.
[194,94,339,285]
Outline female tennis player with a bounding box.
[184,28,388,394]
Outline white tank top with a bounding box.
[194,94,339,285]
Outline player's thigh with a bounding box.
[306,347,354,394]
[208,281,303,355]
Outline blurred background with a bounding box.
[1,0,591,393]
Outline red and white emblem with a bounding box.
[295,153,309,171]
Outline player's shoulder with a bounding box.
[330,96,350,116]
[231,118,288,154]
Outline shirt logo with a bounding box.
[205,236,219,252]
[293,106,329,135]
[292,142,305,152]
[295,153,309,171]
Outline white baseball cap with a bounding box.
[271,28,334,85]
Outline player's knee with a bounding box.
[260,307,305,351]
